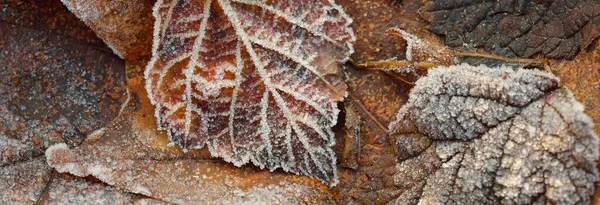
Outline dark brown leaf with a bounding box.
[0,1,133,204]
[0,0,127,165]
[424,0,600,59]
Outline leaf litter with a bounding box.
[2,0,600,204]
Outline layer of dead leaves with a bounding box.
[1,0,600,204]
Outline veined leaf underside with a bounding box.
[144,0,355,185]
[389,64,599,204]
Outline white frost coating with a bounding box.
[393,29,420,61]
[0,157,53,204]
[44,141,332,204]
[390,64,599,204]
[46,143,88,177]
[144,0,355,185]
[44,175,136,204]
[0,135,40,166]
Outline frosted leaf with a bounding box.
[45,142,335,204]
[145,0,355,185]
[389,64,599,204]
[424,0,600,59]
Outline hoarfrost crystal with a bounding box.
[144,0,355,185]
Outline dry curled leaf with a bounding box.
[145,0,355,184]
[389,64,599,204]
[424,0,600,59]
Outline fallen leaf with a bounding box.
[145,0,354,184]
[0,0,127,165]
[3,0,600,204]
[45,58,336,204]
[0,1,142,204]
[389,64,599,204]
[424,0,600,59]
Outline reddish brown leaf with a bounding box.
[0,0,127,165]
[145,0,355,184]
[0,1,132,204]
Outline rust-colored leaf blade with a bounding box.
[145,0,355,185]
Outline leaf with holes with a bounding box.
[144,0,354,185]
[389,64,599,204]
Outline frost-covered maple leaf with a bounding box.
[389,64,599,204]
[144,0,354,185]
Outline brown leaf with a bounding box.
[45,58,336,204]
[0,1,136,204]
[424,0,600,59]
[145,0,354,184]
[4,0,600,203]
[0,0,127,164]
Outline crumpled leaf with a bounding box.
[389,64,599,204]
[424,0,600,59]
[145,0,354,184]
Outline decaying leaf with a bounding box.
[424,0,600,59]
[145,0,355,184]
[389,64,599,204]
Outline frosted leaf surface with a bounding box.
[424,0,600,59]
[0,157,52,204]
[389,64,599,204]
[45,57,335,204]
[43,174,136,205]
[45,142,334,204]
[59,0,155,60]
[0,1,128,165]
[145,0,355,185]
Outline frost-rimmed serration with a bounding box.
[390,64,599,204]
[144,0,355,185]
